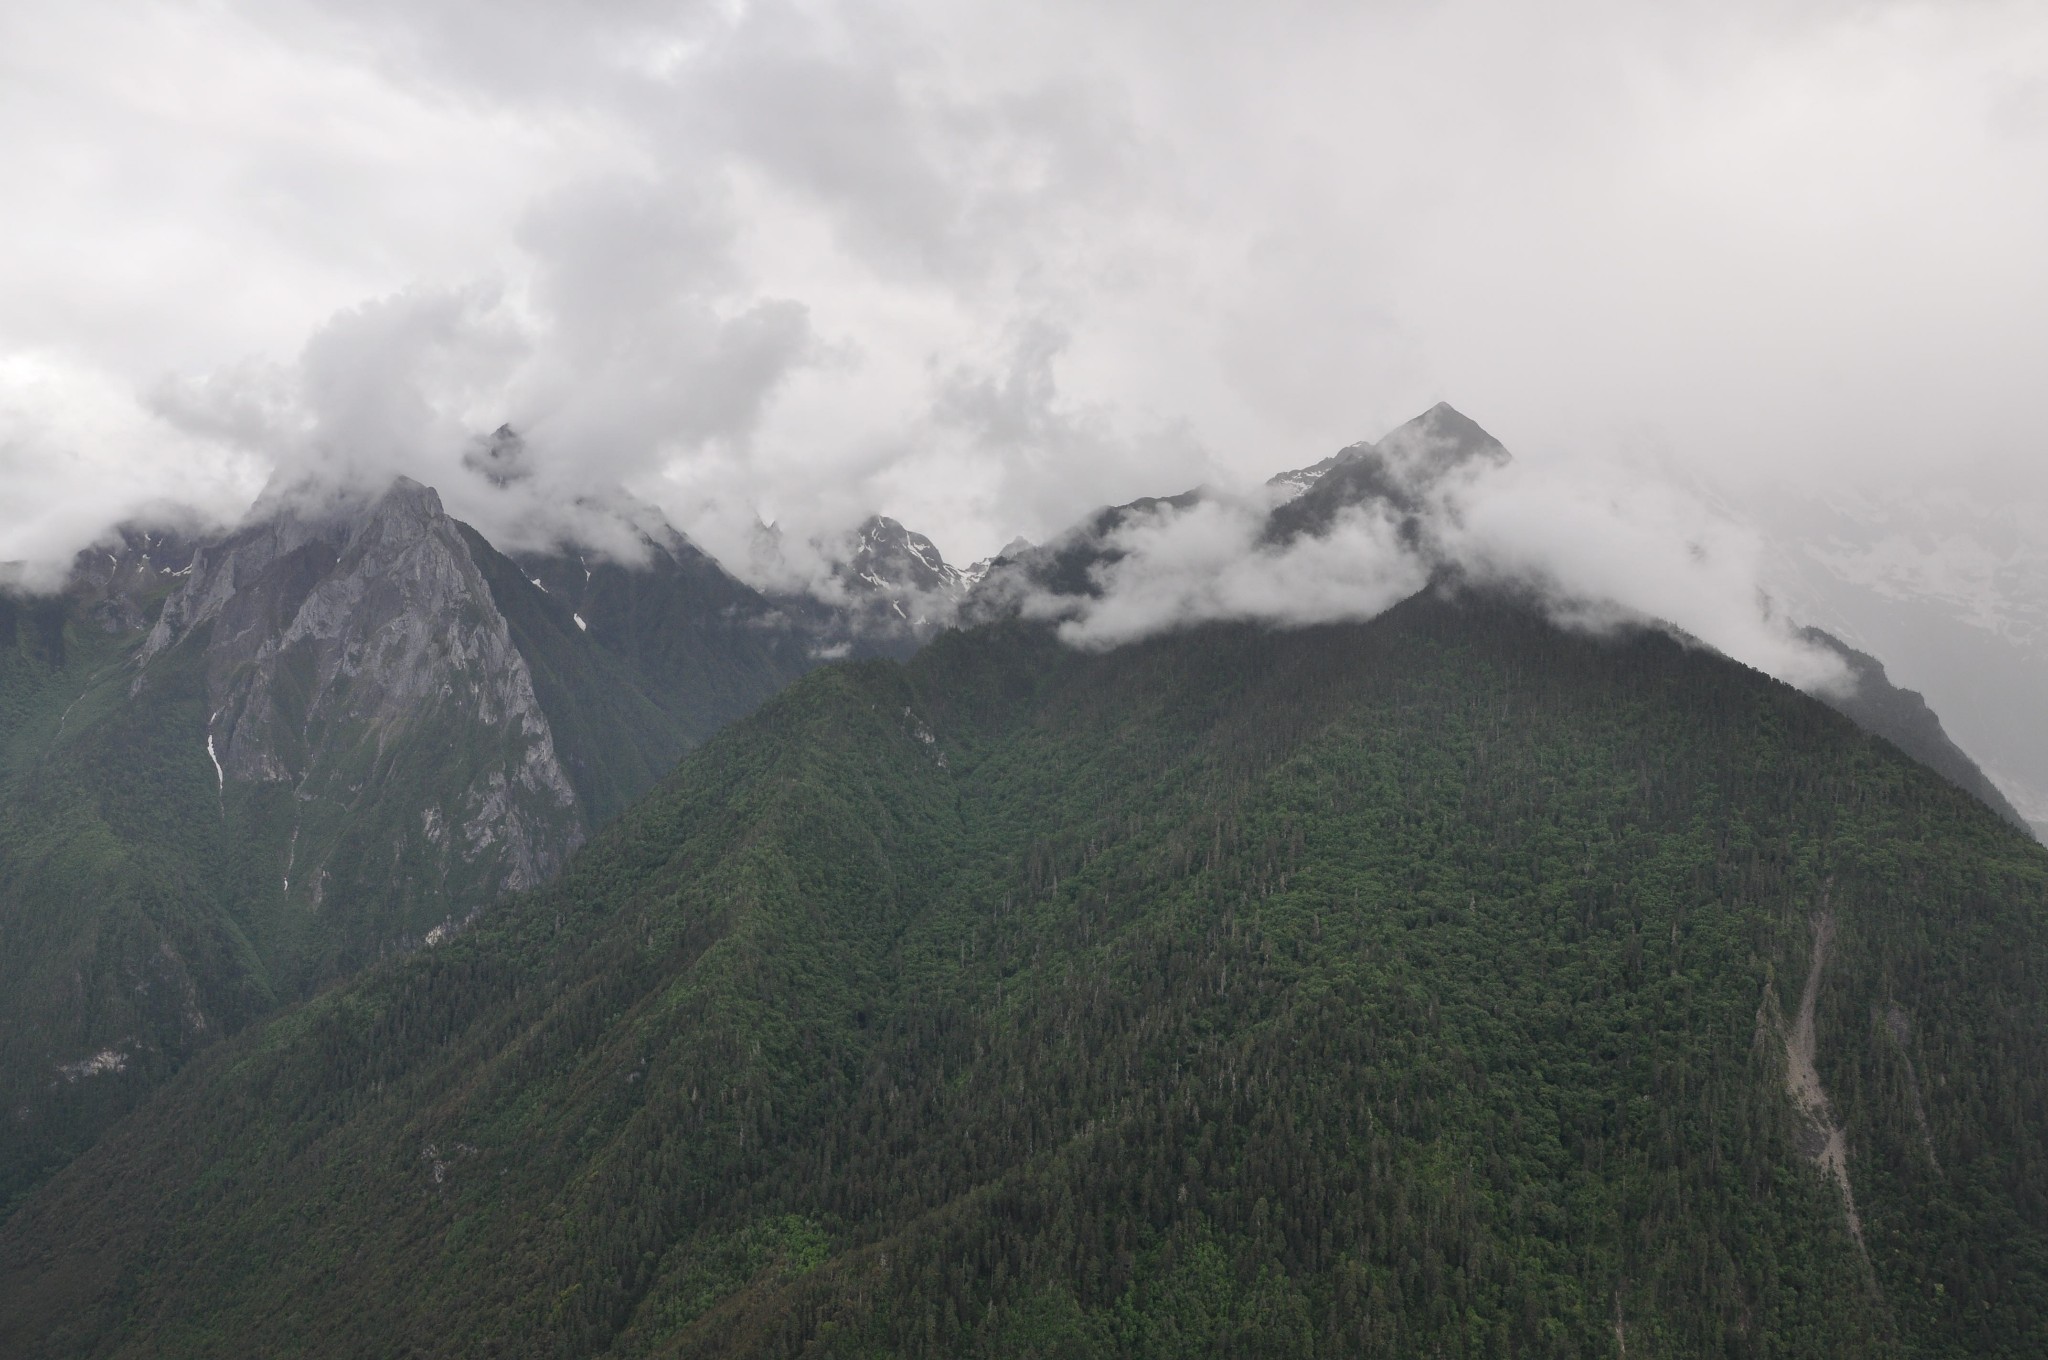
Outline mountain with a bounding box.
[977,490,1205,602]
[981,402,1513,607]
[1800,628,2033,835]
[763,514,983,661]
[0,480,815,1211]
[991,405,2025,835]
[4,591,2044,1356]
[137,477,587,914]
[1265,400,1511,544]
[825,514,972,653]
[1758,488,2048,839]
[501,509,816,823]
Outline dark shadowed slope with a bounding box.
[5,591,2045,1358]
[1801,626,2033,835]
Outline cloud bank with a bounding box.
[0,0,2036,711]
[1021,433,1851,693]
[7,0,2046,568]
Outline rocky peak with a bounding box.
[775,515,974,656]
[841,516,969,600]
[1265,404,1510,545]
[342,476,445,551]
[1373,402,1511,486]
[136,473,583,909]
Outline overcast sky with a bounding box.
[3,0,2045,580]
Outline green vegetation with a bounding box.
[4,593,2043,1356]
[0,522,808,1216]
[0,583,278,1215]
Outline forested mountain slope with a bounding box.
[5,591,2044,1357]
[0,483,814,1213]
[1799,627,2031,835]
[987,401,2027,838]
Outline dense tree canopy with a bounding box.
[3,592,2045,1357]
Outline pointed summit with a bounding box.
[1266,403,1509,503]
[844,515,965,598]
[1264,402,1510,543]
[1374,402,1510,482]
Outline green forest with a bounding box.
[3,592,2046,1357]
[0,522,807,1213]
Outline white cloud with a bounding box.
[1436,454,1852,691]
[0,0,2041,713]
[1020,441,1848,691]
[1032,492,1427,650]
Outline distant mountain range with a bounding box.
[0,403,2032,1230]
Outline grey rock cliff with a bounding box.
[141,477,582,902]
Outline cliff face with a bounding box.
[139,478,582,912]
[0,474,843,1212]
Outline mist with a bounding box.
[2,0,2043,792]
[1017,419,1850,694]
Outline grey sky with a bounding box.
[6,0,2044,563]
[4,1,2047,806]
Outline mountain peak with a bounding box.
[352,476,445,544]
[844,515,961,598]
[1266,403,1507,502]
[1262,402,1509,545]
[1374,402,1510,479]
[376,473,440,510]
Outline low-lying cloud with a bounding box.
[1439,458,1850,691]
[1028,492,1426,649]
[1021,440,1852,694]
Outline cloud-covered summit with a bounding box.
[1007,404,1850,693]
[7,0,2047,589]
[2,0,2042,809]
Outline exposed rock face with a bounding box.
[827,515,974,649]
[1265,401,1510,544]
[769,515,980,659]
[53,525,202,637]
[1781,905,1866,1255]
[140,477,582,904]
[841,515,971,603]
[1,476,833,1209]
